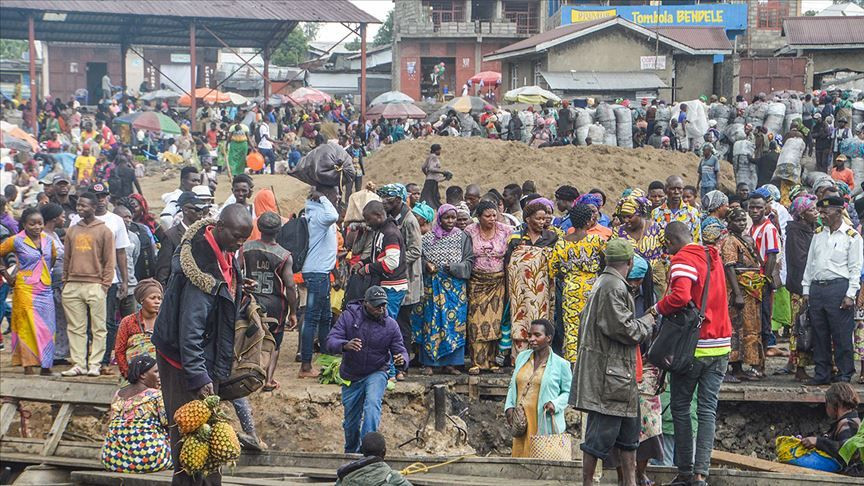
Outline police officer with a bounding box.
[802,196,864,385]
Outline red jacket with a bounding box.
[657,244,731,356]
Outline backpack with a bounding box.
[276,213,309,273]
[217,297,277,401]
[130,222,157,280]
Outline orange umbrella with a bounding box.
[0,120,39,152]
[178,88,232,106]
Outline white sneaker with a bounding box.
[61,365,86,377]
[87,366,101,377]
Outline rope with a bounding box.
[399,454,474,476]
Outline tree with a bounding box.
[271,29,309,66]
[373,10,393,47]
[303,22,320,42]
[0,39,27,60]
[804,9,817,16]
[832,0,864,6]
[344,37,361,51]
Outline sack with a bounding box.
[288,143,353,187]
[276,215,309,273]
[647,248,711,374]
[218,297,277,401]
[794,308,814,353]
[776,436,842,472]
[528,411,572,461]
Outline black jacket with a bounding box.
[129,221,156,281]
[152,218,241,391]
[155,223,185,286]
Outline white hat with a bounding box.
[192,185,214,201]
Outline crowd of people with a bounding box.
[2,84,864,486]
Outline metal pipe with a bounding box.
[190,22,197,127]
[28,14,38,138]
[263,47,270,98]
[360,23,367,119]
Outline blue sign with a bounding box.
[561,4,748,32]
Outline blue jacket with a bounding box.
[302,196,339,274]
[505,350,572,434]
[325,301,408,382]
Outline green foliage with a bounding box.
[833,0,864,6]
[344,37,361,51]
[373,10,393,47]
[804,9,817,16]
[0,39,28,60]
[271,29,308,67]
[303,22,320,41]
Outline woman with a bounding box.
[176,124,195,161]
[114,280,163,379]
[455,202,472,231]
[128,194,160,240]
[100,355,172,473]
[227,123,250,177]
[613,194,665,296]
[248,189,285,241]
[548,204,606,362]
[504,319,571,458]
[464,200,511,374]
[504,201,558,361]
[411,202,434,235]
[0,208,57,375]
[701,190,729,225]
[41,203,68,364]
[721,207,767,382]
[412,204,474,375]
[783,194,818,382]
[577,193,613,240]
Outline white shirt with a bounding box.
[160,188,183,229]
[802,222,864,299]
[102,74,111,92]
[69,212,132,285]
[258,123,273,150]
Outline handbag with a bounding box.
[509,363,544,438]
[528,410,572,461]
[647,248,711,374]
[794,308,814,353]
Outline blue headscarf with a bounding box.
[377,183,407,201]
[411,201,435,225]
[628,255,649,280]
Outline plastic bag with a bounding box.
[587,124,605,144]
[615,107,633,149]
[575,125,590,145]
[733,140,755,157]
[575,108,593,128]
[774,138,806,183]
[776,436,841,472]
[725,123,746,143]
[289,143,354,187]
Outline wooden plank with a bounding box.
[0,451,101,469]
[0,400,18,438]
[0,377,115,405]
[40,403,75,456]
[70,471,310,486]
[711,450,839,477]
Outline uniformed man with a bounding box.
[802,196,864,385]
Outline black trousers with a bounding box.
[809,279,855,383]
[396,303,416,353]
[420,179,441,210]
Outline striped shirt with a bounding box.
[749,218,780,268]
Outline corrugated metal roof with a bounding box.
[492,17,612,55]
[653,27,732,51]
[782,16,864,46]
[541,71,667,92]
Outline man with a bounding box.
[832,118,853,162]
[647,181,666,210]
[155,191,209,286]
[357,201,407,317]
[502,183,523,221]
[830,154,855,189]
[573,239,654,486]
[160,166,200,229]
[108,155,141,199]
[49,173,78,225]
[557,100,572,141]
[68,183,131,374]
[735,183,751,206]
[377,185,421,360]
[420,144,450,209]
[299,190,339,378]
[654,222,731,486]
[101,73,112,100]
[335,432,412,486]
[748,192,781,360]
[60,193,116,377]
[464,184,482,215]
[224,174,254,216]
[813,113,833,172]
[651,175,701,243]
[405,183,421,208]
[802,196,863,385]
[113,205,141,318]
[257,120,278,175]
[553,184,580,232]
[647,125,664,149]
[445,186,463,206]
[325,286,409,453]
[152,204,253,486]
[240,211,298,391]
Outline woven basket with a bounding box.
[528,410,572,461]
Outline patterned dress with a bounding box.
[548,235,606,362]
[0,232,56,368]
[465,223,511,370]
[651,203,702,243]
[720,234,765,367]
[100,388,172,473]
[505,229,558,356]
[613,222,666,296]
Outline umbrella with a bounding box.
[139,89,181,101]
[288,87,332,105]
[178,87,232,106]
[0,120,39,152]
[369,90,415,106]
[226,92,250,106]
[469,71,502,86]
[503,86,560,105]
[445,96,493,114]
[114,112,182,135]
[366,102,426,120]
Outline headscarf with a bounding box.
[789,184,806,200]
[576,193,602,209]
[701,190,728,212]
[813,177,836,194]
[134,278,163,305]
[530,197,555,213]
[727,207,747,226]
[836,181,852,200]
[377,183,407,201]
[628,255,649,280]
[455,201,471,217]
[411,201,435,224]
[249,189,285,241]
[753,187,773,201]
[127,355,157,385]
[700,216,727,245]
[620,188,646,199]
[130,193,157,233]
[615,195,651,218]
[433,204,459,240]
[790,194,817,218]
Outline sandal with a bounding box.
[468,366,481,376]
[723,374,741,383]
[637,479,655,486]
[395,372,406,382]
[262,380,280,392]
[743,369,764,381]
[772,367,793,376]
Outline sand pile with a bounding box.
[365,136,735,201]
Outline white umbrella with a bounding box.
[503,86,561,104]
[226,92,250,106]
[140,89,181,101]
[369,90,415,106]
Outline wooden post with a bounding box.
[263,47,271,99]
[433,384,447,432]
[28,14,38,138]
[360,23,367,119]
[120,42,128,98]
[190,22,197,128]
[41,403,75,456]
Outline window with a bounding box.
[423,0,465,30]
[510,63,519,89]
[533,60,542,86]
[503,1,540,35]
[756,0,785,30]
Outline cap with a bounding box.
[39,176,54,185]
[605,239,634,263]
[836,154,849,162]
[52,173,71,184]
[191,185,214,201]
[89,182,109,195]
[177,191,206,209]
[817,196,845,208]
[364,286,388,307]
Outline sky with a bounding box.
[315,0,393,44]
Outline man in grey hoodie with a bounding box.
[335,432,411,486]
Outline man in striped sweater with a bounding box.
[355,201,407,318]
[651,222,731,486]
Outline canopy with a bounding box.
[366,102,426,120]
[503,86,561,105]
[178,88,232,106]
[446,96,494,114]
[226,92,250,106]
[289,87,332,105]
[0,120,39,152]
[469,71,502,86]
[114,112,181,135]
[369,90,415,106]
[139,89,181,101]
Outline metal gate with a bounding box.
[739,57,807,96]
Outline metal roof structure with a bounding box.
[541,71,667,92]
[0,0,380,49]
[781,16,864,49]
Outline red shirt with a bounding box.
[206,129,218,148]
[749,218,780,270]
[831,167,855,189]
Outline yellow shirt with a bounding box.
[75,155,96,182]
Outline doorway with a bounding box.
[86,62,107,104]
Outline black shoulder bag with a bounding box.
[647,248,711,375]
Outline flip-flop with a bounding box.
[262,380,280,392]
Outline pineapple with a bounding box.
[174,395,220,434]
[179,434,210,473]
[208,421,241,462]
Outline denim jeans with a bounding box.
[301,272,331,363]
[341,371,388,453]
[101,283,119,366]
[670,354,728,477]
[384,289,406,378]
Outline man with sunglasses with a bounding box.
[155,191,210,286]
[326,286,408,453]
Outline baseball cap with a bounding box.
[52,174,71,184]
[39,176,54,185]
[364,286,388,307]
[89,182,109,195]
[191,185,214,202]
[177,191,207,209]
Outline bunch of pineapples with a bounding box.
[175,395,242,476]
